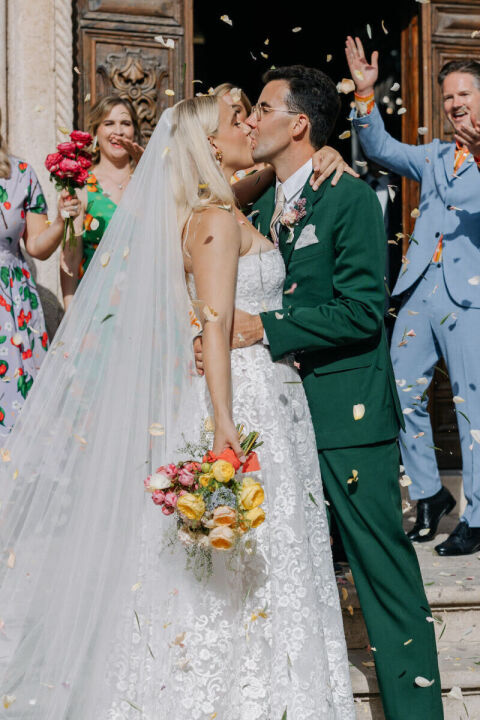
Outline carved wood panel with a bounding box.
[73,0,193,142]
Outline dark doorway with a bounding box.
[193,1,415,160]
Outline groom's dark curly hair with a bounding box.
[262,65,340,150]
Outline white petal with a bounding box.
[470,429,480,444]
[452,396,465,404]
[403,408,414,415]
[353,404,365,421]
[447,686,463,701]
[468,275,480,285]
[400,475,412,487]
[414,676,435,687]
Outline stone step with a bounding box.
[350,643,480,719]
[339,470,480,717]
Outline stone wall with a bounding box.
[1,0,73,337]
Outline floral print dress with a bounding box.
[0,157,49,435]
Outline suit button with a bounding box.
[435,232,440,237]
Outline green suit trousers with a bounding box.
[318,440,443,720]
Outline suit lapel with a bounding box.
[251,183,275,240]
[281,173,327,268]
[442,142,474,182]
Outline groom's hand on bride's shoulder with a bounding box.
[231,309,263,349]
[310,146,359,191]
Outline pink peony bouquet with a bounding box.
[144,428,264,556]
[45,130,93,248]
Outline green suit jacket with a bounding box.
[254,172,404,450]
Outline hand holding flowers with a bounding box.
[45,130,93,248]
[144,427,265,559]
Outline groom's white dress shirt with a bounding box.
[263,158,313,345]
[273,158,313,236]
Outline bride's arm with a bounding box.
[188,207,246,461]
[232,166,275,208]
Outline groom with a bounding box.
[233,66,443,719]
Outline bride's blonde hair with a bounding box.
[0,109,11,179]
[170,96,235,232]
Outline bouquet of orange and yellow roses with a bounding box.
[144,427,264,553]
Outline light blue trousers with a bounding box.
[391,262,480,526]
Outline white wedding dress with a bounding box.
[102,249,354,719]
[0,110,353,720]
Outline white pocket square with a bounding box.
[294,224,319,250]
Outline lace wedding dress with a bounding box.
[103,249,354,720]
[0,111,353,720]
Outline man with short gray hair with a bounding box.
[347,37,480,556]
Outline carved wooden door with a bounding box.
[402,0,480,468]
[73,0,193,142]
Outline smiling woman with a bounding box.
[60,95,143,309]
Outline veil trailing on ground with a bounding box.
[0,109,200,718]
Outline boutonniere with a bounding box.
[280,198,307,243]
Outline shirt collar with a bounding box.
[276,158,313,203]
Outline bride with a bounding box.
[0,96,354,719]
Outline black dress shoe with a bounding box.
[435,521,480,556]
[407,486,456,543]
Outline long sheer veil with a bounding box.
[0,109,200,717]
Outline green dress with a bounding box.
[80,172,117,279]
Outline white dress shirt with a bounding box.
[273,158,313,236]
[263,158,313,345]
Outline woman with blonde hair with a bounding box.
[0,109,80,434]
[60,94,143,308]
[0,95,354,718]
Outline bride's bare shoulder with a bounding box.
[185,205,241,252]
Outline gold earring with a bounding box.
[215,149,223,163]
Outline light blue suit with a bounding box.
[352,105,480,525]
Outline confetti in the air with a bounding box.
[353,404,365,421]
[100,253,110,267]
[203,305,219,322]
[398,107,407,115]
[382,19,388,34]
[400,475,412,487]
[337,78,356,94]
[220,14,233,25]
[468,275,480,285]
[403,408,414,415]
[411,208,421,218]
[165,89,175,96]
[470,429,480,444]
[292,27,302,33]
[149,423,165,437]
[418,126,428,135]
[326,54,332,62]
[387,185,397,202]
[453,396,465,404]
[339,130,351,140]
[348,469,359,485]
[366,24,372,39]
[390,82,400,92]
[414,676,435,687]
[155,35,175,49]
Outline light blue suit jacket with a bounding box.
[352,105,480,308]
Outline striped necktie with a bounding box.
[269,185,285,248]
